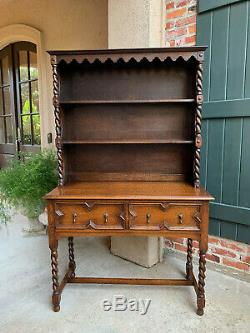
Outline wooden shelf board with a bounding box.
[62,140,194,144]
[60,99,195,105]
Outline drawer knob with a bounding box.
[178,214,184,224]
[146,212,151,224]
[72,212,77,223]
[104,212,109,224]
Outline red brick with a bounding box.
[219,239,246,253]
[167,27,187,38]
[174,243,187,252]
[173,237,185,244]
[176,0,187,8]
[166,2,175,10]
[208,236,220,245]
[188,24,196,34]
[222,258,249,271]
[212,247,236,258]
[175,37,186,46]
[169,40,175,47]
[241,255,250,264]
[166,21,175,30]
[206,253,220,263]
[176,15,196,27]
[167,8,186,20]
[185,35,196,45]
[192,240,199,248]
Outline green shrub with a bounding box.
[0,150,58,222]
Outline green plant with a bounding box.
[0,150,58,223]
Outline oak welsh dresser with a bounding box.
[44,47,213,315]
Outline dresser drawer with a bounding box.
[128,203,201,231]
[55,201,126,230]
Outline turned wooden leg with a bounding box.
[197,250,206,316]
[68,237,76,278]
[51,246,61,312]
[186,238,193,280]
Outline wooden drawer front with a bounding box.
[129,203,201,231]
[55,201,126,230]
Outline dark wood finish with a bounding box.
[45,47,213,315]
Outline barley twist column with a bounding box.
[51,55,64,186]
[194,57,204,188]
[68,237,76,278]
[197,251,206,316]
[51,247,61,312]
[186,238,193,280]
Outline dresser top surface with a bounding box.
[44,181,213,201]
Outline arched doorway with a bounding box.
[0,41,41,167]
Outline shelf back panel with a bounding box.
[62,104,195,143]
[59,59,196,101]
[65,144,193,182]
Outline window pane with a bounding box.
[2,56,10,85]
[5,116,13,143]
[19,51,28,82]
[29,52,38,80]
[32,114,41,145]
[3,87,11,115]
[20,82,30,114]
[31,80,39,113]
[0,90,3,115]
[0,117,5,143]
[22,115,32,144]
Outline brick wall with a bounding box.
[164,0,250,274]
[165,236,250,273]
[165,0,197,47]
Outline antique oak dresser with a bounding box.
[44,47,213,315]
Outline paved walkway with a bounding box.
[0,216,249,333]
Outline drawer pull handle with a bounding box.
[104,212,109,224]
[72,212,77,223]
[178,214,183,224]
[146,213,151,224]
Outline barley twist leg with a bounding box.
[68,237,76,279]
[51,247,61,312]
[197,251,206,316]
[186,238,193,280]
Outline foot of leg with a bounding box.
[186,238,193,280]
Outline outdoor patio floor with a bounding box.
[0,215,249,333]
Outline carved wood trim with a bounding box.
[83,201,96,211]
[51,58,64,186]
[194,60,204,188]
[48,48,206,66]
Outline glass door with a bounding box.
[0,42,41,168]
[0,45,16,167]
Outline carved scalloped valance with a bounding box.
[48,47,206,65]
